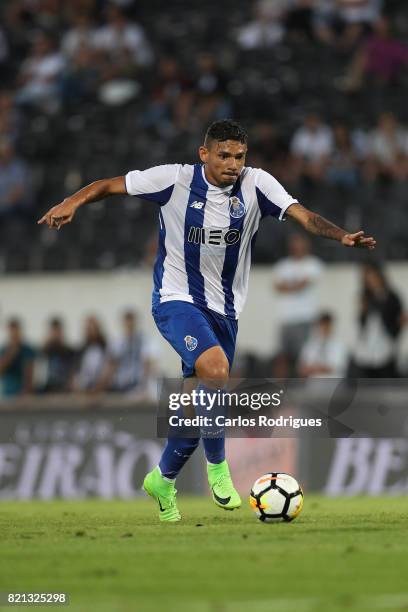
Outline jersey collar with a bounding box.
[201,165,235,195]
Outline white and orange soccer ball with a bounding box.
[249,472,304,523]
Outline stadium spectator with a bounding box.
[0,0,407,268]
[2,3,32,67]
[0,318,35,398]
[62,42,101,105]
[61,13,98,59]
[285,0,319,43]
[273,233,324,375]
[326,122,359,189]
[192,53,232,128]
[96,310,159,394]
[36,317,76,393]
[352,263,403,377]
[144,57,194,137]
[336,0,382,27]
[341,17,408,91]
[236,0,290,50]
[74,315,107,392]
[93,5,153,70]
[249,121,290,181]
[362,113,408,183]
[16,31,65,113]
[315,0,382,48]
[0,139,32,217]
[0,91,21,144]
[291,113,333,183]
[298,311,347,377]
[29,0,64,32]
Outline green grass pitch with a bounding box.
[1,496,408,612]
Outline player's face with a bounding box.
[199,140,247,188]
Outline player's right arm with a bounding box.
[38,176,126,229]
[38,164,180,229]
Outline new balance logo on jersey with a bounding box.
[187,226,240,246]
[190,201,204,209]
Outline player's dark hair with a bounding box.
[204,120,248,147]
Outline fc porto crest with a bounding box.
[229,196,246,219]
[184,335,198,351]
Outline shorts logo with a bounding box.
[184,335,198,351]
[229,196,246,219]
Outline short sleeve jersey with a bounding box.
[126,164,298,318]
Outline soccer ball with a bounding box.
[249,472,304,523]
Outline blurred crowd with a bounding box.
[0,0,408,269]
[234,234,407,380]
[1,246,406,401]
[0,309,159,399]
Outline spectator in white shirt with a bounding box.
[291,113,333,182]
[298,312,347,378]
[273,233,324,374]
[93,5,153,70]
[363,113,408,182]
[74,315,107,393]
[336,0,382,26]
[97,310,159,395]
[61,13,99,59]
[315,0,382,47]
[16,32,65,113]
[236,0,291,50]
[353,263,403,377]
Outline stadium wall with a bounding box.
[1,264,408,374]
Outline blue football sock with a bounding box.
[196,384,226,465]
[202,436,225,464]
[159,437,200,479]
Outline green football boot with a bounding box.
[207,460,242,511]
[142,467,181,522]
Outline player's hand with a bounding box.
[341,231,376,249]
[37,199,78,229]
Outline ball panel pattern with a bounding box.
[249,472,304,523]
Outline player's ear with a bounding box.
[199,145,209,164]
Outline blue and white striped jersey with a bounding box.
[125,163,298,319]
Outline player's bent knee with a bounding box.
[195,348,229,388]
[202,366,229,386]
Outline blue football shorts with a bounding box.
[152,300,238,378]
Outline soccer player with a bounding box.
[38,120,376,521]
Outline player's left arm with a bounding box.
[286,203,376,249]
